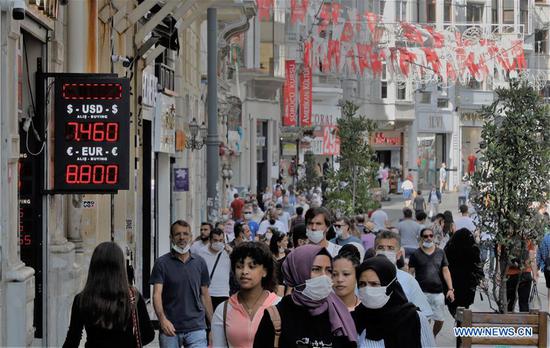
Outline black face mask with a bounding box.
[269,218,276,225]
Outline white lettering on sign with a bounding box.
[82,147,103,156]
[373,132,402,146]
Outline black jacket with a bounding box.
[62,291,155,348]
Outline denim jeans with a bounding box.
[159,329,207,348]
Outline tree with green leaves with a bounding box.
[324,100,379,216]
[470,81,550,313]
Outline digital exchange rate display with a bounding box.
[54,77,130,192]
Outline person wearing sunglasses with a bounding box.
[408,228,455,338]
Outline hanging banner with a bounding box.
[284,60,297,126]
[300,66,312,127]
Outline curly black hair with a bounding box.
[230,241,277,292]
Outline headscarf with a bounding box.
[282,244,357,343]
[354,256,421,348]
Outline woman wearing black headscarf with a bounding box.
[353,256,435,348]
[444,228,483,316]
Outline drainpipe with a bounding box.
[207,8,219,222]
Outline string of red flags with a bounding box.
[256,1,527,85]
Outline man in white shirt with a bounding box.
[455,205,477,233]
[276,203,291,231]
[196,228,231,312]
[190,222,213,254]
[373,230,433,319]
[370,202,389,231]
[257,207,287,235]
[439,163,447,192]
[305,207,341,257]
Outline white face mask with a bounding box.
[422,241,434,249]
[307,229,325,244]
[211,242,224,252]
[334,227,343,238]
[376,250,397,265]
[358,277,396,309]
[172,242,190,255]
[279,247,286,255]
[243,212,253,219]
[299,275,333,301]
[222,214,230,220]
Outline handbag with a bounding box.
[529,283,542,311]
[129,287,142,348]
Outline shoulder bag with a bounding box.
[129,287,142,348]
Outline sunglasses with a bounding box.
[333,224,344,228]
[422,234,434,238]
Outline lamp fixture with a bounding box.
[185,118,208,150]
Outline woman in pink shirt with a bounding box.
[211,242,279,347]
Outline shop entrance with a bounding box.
[417,133,447,190]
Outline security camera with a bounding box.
[111,55,133,68]
[11,0,26,20]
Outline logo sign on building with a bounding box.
[283,60,297,126]
[370,131,402,147]
[173,168,189,192]
[54,76,130,192]
[154,94,176,154]
[300,66,312,126]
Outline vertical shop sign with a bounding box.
[300,65,312,126]
[284,60,297,126]
[173,168,189,192]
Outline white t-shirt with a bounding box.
[197,247,231,297]
[455,216,476,232]
[401,180,414,191]
[278,212,291,231]
[439,167,447,181]
[190,240,209,255]
[370,210,389,231]
[257,219,288,235]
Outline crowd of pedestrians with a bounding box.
[61,179,550,348]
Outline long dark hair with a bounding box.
[79,242,131,330]
[443,210,454,236]
[269,230,286,256]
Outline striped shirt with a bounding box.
[358,311,435,348]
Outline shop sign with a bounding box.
[311,125,340,155]
[175,130,186,152]
[283,143,297,156]
[154,94,176,154]
[312,105,341,126]
[142,70,158,107]
[173,168,189,192]
[371,131,402,147]
[283,60,297,126]
[256,136,266,147]
[417,113,453,133]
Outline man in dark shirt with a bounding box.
[150,220,213,347]
[409,227,454,338]
[412,190,426,217]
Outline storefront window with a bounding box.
[461,127,482,178]
[417,133,446,189]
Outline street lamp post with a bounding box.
[185,118,208,150]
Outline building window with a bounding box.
[467,3,484,23]
[520,0,529,30]
[427,0,436,23]
[468,78,481,89]
[492,0,499,24]
[397,85,407,100]
[380,1,386,15]
[396,1,407,21]
[536,30,548,54]
[420,91,431,104]
[503,0,514,24]
[444,0,452,22]
[437,98,449,108]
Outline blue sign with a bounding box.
[173,168,189,192]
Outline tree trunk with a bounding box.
[352,165,357,208]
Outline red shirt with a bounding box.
[467,155,477,175]
[231,198,245,220]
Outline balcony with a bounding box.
[458,89,494,108]
[155,63,176,95]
